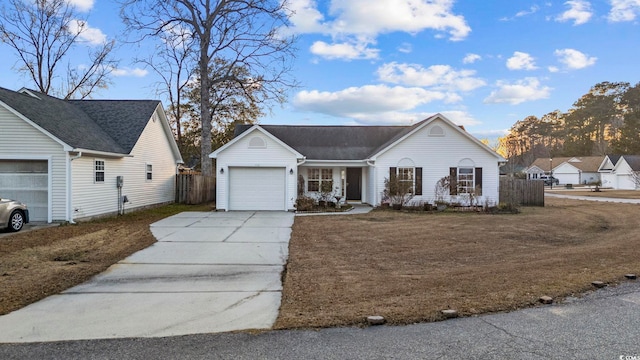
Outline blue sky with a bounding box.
[1,0,639,141]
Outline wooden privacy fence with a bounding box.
[176,174,216,204]
[499,178,544,207]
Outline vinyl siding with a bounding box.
[71,110,178,219]
[215,129,297,211]
[0,105,67,222]
[374,119,501,206]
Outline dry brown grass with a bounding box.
[0,203,213,315]
[276,197,640,329]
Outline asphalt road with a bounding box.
[1,280,639,359]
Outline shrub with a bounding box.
[295,196,315,211]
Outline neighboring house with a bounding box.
[526,156,602,185]
[210,114,506,211]
[598,155,640,190]
[0,87,183,223]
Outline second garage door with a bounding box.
[0,160,49,221]
[229,167,286,211]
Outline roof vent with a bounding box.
[248,136,267,149]
[428,125,445,137]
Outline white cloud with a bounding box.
[556,0,593,25]
[289,0,471,59]
[484,78,552,105]
[462,53,481,64]
[377,62,486,92]
[608,0,640,22]
[439,110,481,126]
[506,52,538,71]
[548,66,560,73]
[66,0,94,12]
[554,48,597,69]
[310,40,379,60]
[398,42,413,54]
[68,19,107,45]
[500,5,540,21]
[110,67,149,77]
[293,85,458,118]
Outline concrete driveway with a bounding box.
[0,211,294,343]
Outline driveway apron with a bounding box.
[0,211,294,343]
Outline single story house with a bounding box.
[599,155,640,190]
[0,87,183,223]
[210,114,506,211]
[526,156,602,185]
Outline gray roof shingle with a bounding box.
[0,87,160,155]
[235,123,416,160]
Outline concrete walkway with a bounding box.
[546,192,640,204]
[0,211,294,343]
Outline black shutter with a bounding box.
[415,167,422,195]
[475,167,483,196]
[449,167,457,195]
[390,167,396,181]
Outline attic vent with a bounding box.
[248,136,267,149]
[428,125,445,137]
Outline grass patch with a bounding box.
[275,197,640,329]
[0,202,213,315]
[548,189,640,199]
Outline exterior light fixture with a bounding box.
[290,168,294,175]
[220,168,224,175]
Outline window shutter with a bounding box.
[449,167,457,195]
[415,167,422,195]
[390,167,397,181]
[475,167,483,196]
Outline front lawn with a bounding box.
[276,197,640,329]
[548,189,640,199]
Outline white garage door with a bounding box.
[229,167,286,210]
[0,160,48,221]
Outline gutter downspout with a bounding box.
[366,159,375,205]
[67,152,82,224]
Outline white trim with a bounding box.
[0,99,72,151]
[94,159,105,183]
[17,88,42,99]
[370,114,506,162]
[210,125,304,159]
[145,162,153,181]
[153,104,184,164]
[72,148,130,158]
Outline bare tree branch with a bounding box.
[121,0,298,176]
[0,0,118,99]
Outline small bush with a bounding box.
[296,196,316,211]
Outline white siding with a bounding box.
[0,105,67,222]
[71,111,178,219]
[215,129,297,211]
[553,163,580,185]
[374,119,501,206]
[600,172,617,188]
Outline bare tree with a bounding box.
[121,0,297,176]
[136,24,196,147]
[0,0,117,99]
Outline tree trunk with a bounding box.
[200,48,213,176]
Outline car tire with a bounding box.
[9,210,24,232]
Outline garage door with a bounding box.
[229,167,285,210]
[0,160,48,221]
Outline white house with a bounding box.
[210,114,506,211]
[0,87,183,223]
[598,155,640,189]
[526,156,602,185]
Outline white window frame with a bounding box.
[396,167,415,194]
[457,167,474,194]
[145,163,153,181]
[307,168,333,192]
[94,159,105,183]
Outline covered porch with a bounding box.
[297,162,372,205]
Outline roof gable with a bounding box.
[0,87,164,156]
[225,114,504,162]
[618,155,640,171]
[210,125,303,158]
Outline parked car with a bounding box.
[0,197,29,232]
[540,175,559,186]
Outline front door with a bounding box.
[346,168,361,200]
